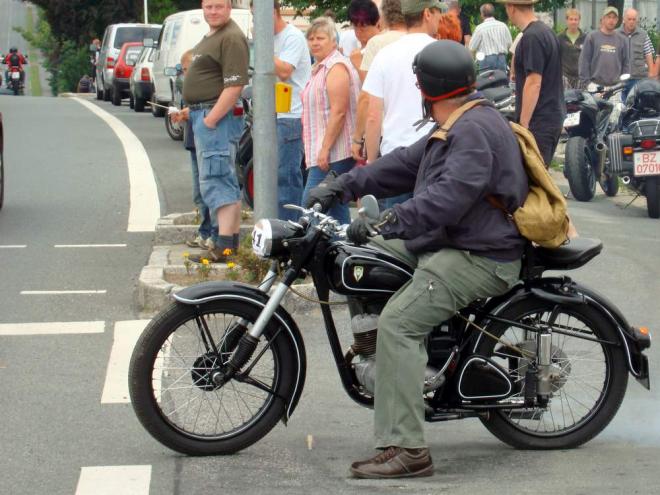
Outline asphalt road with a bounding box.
[1,89,659,495]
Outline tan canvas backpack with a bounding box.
[430,99,569,249]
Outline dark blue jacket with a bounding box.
[337,101,528,261]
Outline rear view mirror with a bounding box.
[359,195,380,221]
[143,38,154,48]
[164,67,178,77]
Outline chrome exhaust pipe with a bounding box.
[622,176,631,185]
[595,141,608,171]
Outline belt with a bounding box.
[188,100,217,110]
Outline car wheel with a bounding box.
[151,97,166,118]
[96,85,103,100]
[111,84,122,106]
[134,96,145,112]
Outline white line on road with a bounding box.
[75,465,151,495]
[54,244,127,248]
[0,245,27,248]
[101,320,150,404]
[20,290,107,295]
[0,321,105,336]
[72,97,160,232]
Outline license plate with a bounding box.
[563,111,581,128]
[11,72,20,80]
[633,150,660,176]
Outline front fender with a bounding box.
[173,281,308,420]
[477,279,650,388]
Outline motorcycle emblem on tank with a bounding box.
[354,266,364,282]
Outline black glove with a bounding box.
[346,208,398,245]
[304,171,344,212]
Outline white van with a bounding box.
[150,8,252,117]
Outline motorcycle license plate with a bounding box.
[563,111,581,128]
[11,72,20,80]
[633,151,660,176]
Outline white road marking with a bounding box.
[54,244,127,248]
[75,465,151,495]
[0,245,27,248]
[72,97,161,232]
[20,290,107,295]
[101,320,150,404]
[0,321,105,336]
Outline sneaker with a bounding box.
[188,247,234,264]
[350,447,433,479]
[186,235,205,248]
[204,237,216,250]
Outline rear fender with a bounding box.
[474,280,650,388]
[173,281,307,420]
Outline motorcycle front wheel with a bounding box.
[476,298,628,449]
[565,136,597,201]
[129,300,299,455]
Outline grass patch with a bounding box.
[24,7,42,96]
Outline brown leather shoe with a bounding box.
[350,447,433,479]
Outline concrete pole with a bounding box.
[144,0,148,24]
[252,0,278,220]
[591,0,598,29]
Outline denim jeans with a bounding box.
[189,150,217,241]
[302,157,355,225]
[479,54,507,73]
[277,118,304,222]
[191,109,242,214]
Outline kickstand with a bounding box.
[621,193,640,210]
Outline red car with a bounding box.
[111,42,143,106]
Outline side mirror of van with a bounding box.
[164,66,178,77]
[143,38,154,48]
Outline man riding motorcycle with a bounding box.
[3,47,27,88]
[306,39,529,479]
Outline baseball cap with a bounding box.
[602,6,619,17]
[401,0,448,14]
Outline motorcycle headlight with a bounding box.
[251,219,302,259]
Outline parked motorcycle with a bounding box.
[128,196,651,456]
[563,77,629,201]
[234,85,255,208]
[475,68,515,121]
[607,79,660,218]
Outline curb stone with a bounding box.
[155,211,254,244]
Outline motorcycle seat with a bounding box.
[533,237,603,271]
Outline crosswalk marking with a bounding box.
[75,465,151,495]
[101,320,149,404]
[54,244,127,248]
[0,321,105,336]
[20,290,107,295]
[0,245,27,248]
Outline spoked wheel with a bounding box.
[476,298,628,449]
[129,300,299,455]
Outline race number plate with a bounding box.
[563,111,581,128]
[633,150,660,176]
[251,220,272,258]
[11,72,20,80]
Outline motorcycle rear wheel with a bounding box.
[129,300,298,455]
[476,298,628,449]
[565,136,596,201]
[645,177,660,219]
[599,173,619,197]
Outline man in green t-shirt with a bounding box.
[184,0,249,263]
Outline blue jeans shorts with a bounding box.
[277,118,304,222]
[191,108,241,214]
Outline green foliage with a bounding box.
[284,1,348,21]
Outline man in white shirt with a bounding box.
[272,1,312,221]
[362,0,444,207]
[469,3,512,73]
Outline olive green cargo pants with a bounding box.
[369,238,521,449]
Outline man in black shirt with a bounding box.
[448,0,471,45]
[500,0,565,167]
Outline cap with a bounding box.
[495,0,538,5]
[401,0,448,14]
[602,6,619,17]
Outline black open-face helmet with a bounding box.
[631,79,660,116]
[413,40,476,117]
[9,47,18,53]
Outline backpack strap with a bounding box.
[429,98,488,141]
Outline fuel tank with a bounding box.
[324,242,413,296]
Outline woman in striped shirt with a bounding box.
[301,16,360,225]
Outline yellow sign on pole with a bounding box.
[275,82,293,113]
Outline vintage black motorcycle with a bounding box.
[563,78,628,201]
[607,79,660,218]
[129,197,651,456]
